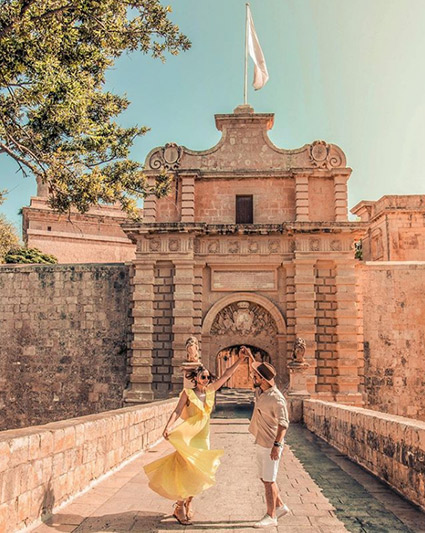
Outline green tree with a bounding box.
[0,0,190,216]
[0,191,20,261]
[4,247,57,264]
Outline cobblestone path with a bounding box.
[31,418,425,533]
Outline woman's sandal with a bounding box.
[184,497,194,520]
[173,502,192,525]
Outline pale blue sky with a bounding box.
[2,0,425,234]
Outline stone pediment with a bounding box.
[145,105,347,174]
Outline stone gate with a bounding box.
[123,105,364,406]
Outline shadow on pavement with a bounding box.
[42,511,256,532]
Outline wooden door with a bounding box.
[217,347,253,389]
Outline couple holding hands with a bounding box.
[143,343,290,528]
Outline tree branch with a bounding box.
[0,0,38,39]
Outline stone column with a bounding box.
[180,174,195,222]
[171,259,195,392]
[334,259,363,405]
[294,172,310,222]
[124,259,156,403]
[293,257,317,394]
[334,174,349,222]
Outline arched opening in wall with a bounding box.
[216,345,270,390]
[202,294,288,388]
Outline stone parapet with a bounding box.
[0,399,177,533]
[304,400,425,512]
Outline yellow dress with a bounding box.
[143,388,224,500]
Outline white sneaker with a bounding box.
[276,503,290,518]
[253,514,278,528]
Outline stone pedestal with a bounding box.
[287,361,310,423]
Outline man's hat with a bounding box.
[252,361,276,385]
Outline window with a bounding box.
[236,195,253,224]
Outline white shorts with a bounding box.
[256,443,283,482]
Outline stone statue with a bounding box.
[292,338,306,363]
[185,336,200,363]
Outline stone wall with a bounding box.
[360,262,425,421]
[352,195,425,261]
[304,400,425,512]
[0,398,177,533]
[194,178,296,224]
[0,264,131,431]
[23,196,137,263]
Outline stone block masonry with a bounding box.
[152,261,174,397]
[0,398,177,533]
[0,264,131,431]
[314,261,337,398]
[304,399,425,512]
[360,261,425,421]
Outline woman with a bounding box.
[143,350,248,525]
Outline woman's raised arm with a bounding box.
[207,350,248,392]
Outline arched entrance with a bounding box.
[217,344,270,389]
[202,293,287,387]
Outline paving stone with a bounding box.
[30,419,425,533]
[286,424,424,533]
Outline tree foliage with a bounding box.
[0,0,191,216]
[4,246,58,264]
[0,190,20,261]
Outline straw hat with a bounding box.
[252,361,276,386]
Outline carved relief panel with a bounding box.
[211,301,278,337]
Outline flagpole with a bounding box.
[244,3,249,105]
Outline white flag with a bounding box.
[247,6,269,90]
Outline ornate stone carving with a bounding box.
[228,241,240,254]
[268,240,279,253]
[185,336,200,363]
[309,238,320,251]
[148,143,183,170]
[330,239,342,251]
[309,140,343,169]
[211,302,278,337]
[292,338,306,363]
[169,238,180,252]
[207,240,219,253]
[194,238,201,254]
[248,241,259,253]
[149,239,160,252]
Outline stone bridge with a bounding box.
[1,398,425,533]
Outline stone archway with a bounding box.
[202,293,287,386]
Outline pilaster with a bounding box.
[171,260,195,392]
[124,260,156,403]
[143,176,158,222]
[293,257,317,393]
[334,259,363,405]
[180,174,196,222]
[334,174,349,221]
[294,173,310,222]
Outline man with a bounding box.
[240,346,290,528]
